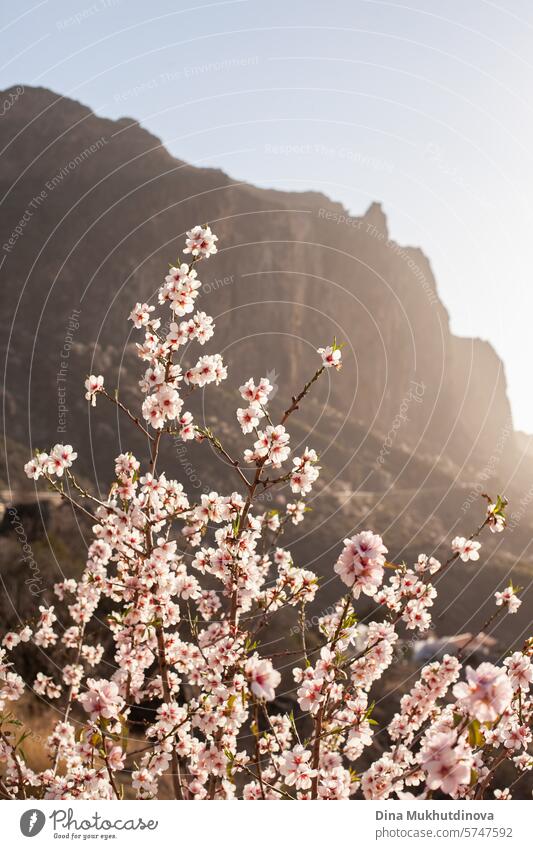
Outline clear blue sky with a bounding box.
[2,0,533,429]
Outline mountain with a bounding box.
[1,85,532,643]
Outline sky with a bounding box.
[2,0,533,429]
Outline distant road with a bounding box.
[0,490,65,525]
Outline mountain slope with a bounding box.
[1,85,532,642]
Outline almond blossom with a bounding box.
[495,584,522,613]
[3,222,529,802]
[278,745,317,790]
[43,444,78,477]
[334,531,387,598]
[317,344,342,370]
[78,679,124,720]
[420,731,472,796]
[183,224,218,258]
[84,374,104,406]
[451,536,481,562]
[504,653,533,691]
[453,663,513,722]
[245,656,281,701]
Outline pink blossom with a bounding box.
[84,375,104,406]
[2,632,20,650]
[183,224,218,258]
[46,444,78,477]
[78,679,124,719]
[278,745,317,790]
[24,455,45,479]
[421,731,472,796]
[239,377,273,406]
[245,656,281,701]
[494,788,512,799]
[129,302,155,328]
[334,531,387,598]
[504,652,533,691]
[452,536,481,562]
[487,501,506,533]
[317,345,342,370]
[495,585,521,614]
[237,406,261,434]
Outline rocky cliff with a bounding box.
[0,86,516,476]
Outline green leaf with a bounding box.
[467,719,484,748]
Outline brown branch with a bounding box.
[101,388,154,442]
[281,366,325,425]
[196,426,251,489]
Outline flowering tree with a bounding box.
[1,225,531,800]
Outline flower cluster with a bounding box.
[495,584,522,614]
[24,445,77,480]
[3,224,529,802]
